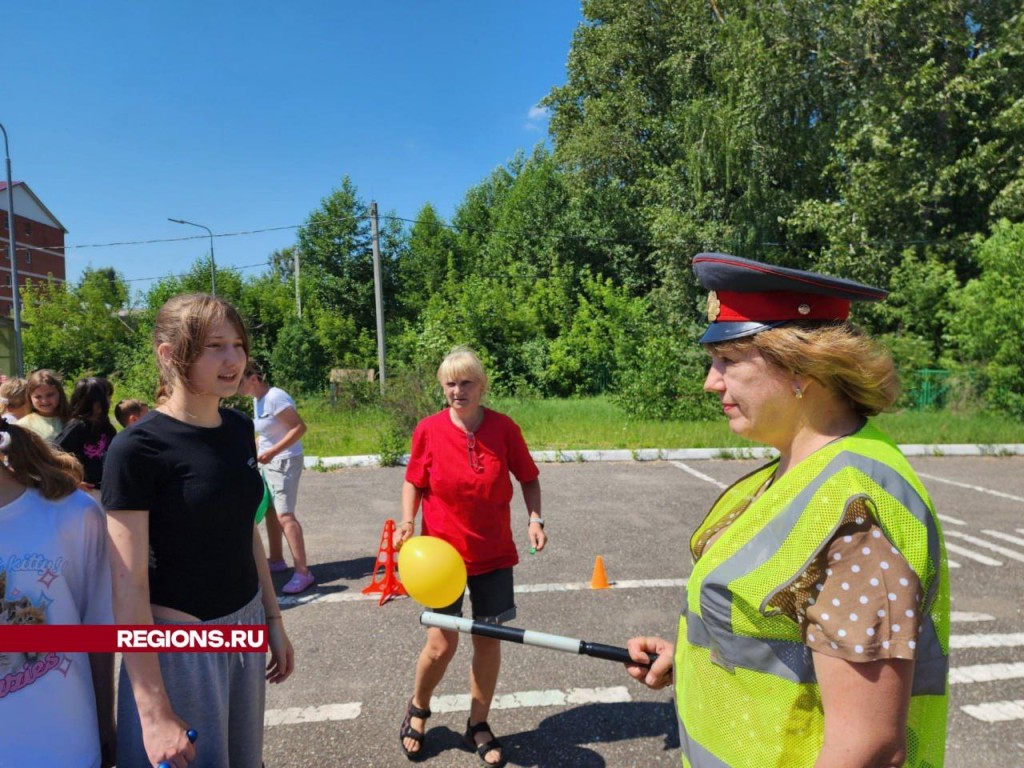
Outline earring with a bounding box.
[794,386,803,400]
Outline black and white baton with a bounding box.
[420,612,659,668]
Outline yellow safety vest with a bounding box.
[675,422,949,767]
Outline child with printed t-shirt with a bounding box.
[0,420,115,768]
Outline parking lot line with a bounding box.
[430,686,632,714]
[945,531,1024,563]
[281,579,690,607]
[960,700,1024,723]
[983,530,1024,548]
[951,612,995,622]
[944,542,1002,566]
[670,461,729,489]
[916,472,1024,504]
[265,702,361,726]
[950,662,1024,684]
[950,633,1024,649]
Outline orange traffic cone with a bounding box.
[362,519,407,605]
[590,555,611,590]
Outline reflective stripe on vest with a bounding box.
[693,451,946,694]
[675,424,949,767]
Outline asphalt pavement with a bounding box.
[256,456,1024,768]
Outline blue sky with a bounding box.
[5,2,583,297]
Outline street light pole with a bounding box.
[168,218,216,296]
[1,122,24,377]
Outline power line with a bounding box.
[120,260,272,284]
[30,208,972,274]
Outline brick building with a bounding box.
[0,181,67,373]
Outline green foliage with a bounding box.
[946,220,1024,418]
[376,426,409,467]
[374,367,444,465]
[613,318,719,422]
[21,268,132,376]
[24,1,1024,421]
[544,272,647,396]
[270,317,330,394]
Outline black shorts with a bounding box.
[434,567,516,625]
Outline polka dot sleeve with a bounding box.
[802,523,924,661]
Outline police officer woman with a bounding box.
[627,254,949,768]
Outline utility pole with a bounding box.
[1,122,23,377]
[167,218,216,296]
[370,201,386,394]
[293,247,301,319]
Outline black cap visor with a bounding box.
[699,320,787,344]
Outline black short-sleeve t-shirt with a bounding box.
[101,408,264,620]
[54,418,118,487]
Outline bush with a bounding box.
[947,220,1024,420]
[613,326,719,421]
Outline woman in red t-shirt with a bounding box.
[395,347,546,767]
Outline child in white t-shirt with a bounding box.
[0,420,115,768]
[239,362,313,594]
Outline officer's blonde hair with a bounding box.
[437,346,488,395]
[708,322,899,417]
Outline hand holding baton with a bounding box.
[156,728,198,768]
[420,612,659,667]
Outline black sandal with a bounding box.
[399,699,431,761]
[463,718,506,767]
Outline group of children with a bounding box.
[1,292,299,768]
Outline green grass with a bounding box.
[298,394,1023,457]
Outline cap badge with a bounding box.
[707,291,721,321]
[798,303,811,316]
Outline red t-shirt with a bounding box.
[405,407,539,575]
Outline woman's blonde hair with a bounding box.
[25,369,70,421]
[707,322,899,417]
[0,378,27,414]
[153,294,250,402]
[0,421,82,499]
[437,346,488,395]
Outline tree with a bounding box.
[295,177,403,367]
[398,203,457,318]
[946,220,1024,418]
[21,267,132,377]
[545,0,1024,334]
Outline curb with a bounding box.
[303,443,1024,470]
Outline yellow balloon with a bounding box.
[398,536,468,609]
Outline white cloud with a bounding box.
[524,104,550,132]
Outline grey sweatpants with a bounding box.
[117,592,267,767]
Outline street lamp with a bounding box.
[168,218,216,296]
[1,122,24,376]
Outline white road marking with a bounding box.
[983,530,1024,548]
[671,461,728,489]
[937,514,966,526]
[951,612,995,622]
[961,700,1024,723]
[945,531,1024,563]
[281,579,689,607]
[950,633,1024,649]
[916,472,1024,504]
[944,542,1002,566]
[265,702,361,726]
[947,559,961,568]
[951,662,1024,684]
[431,686,631,714]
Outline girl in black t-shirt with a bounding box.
[102,294,295,768]
[55,377,117,492]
